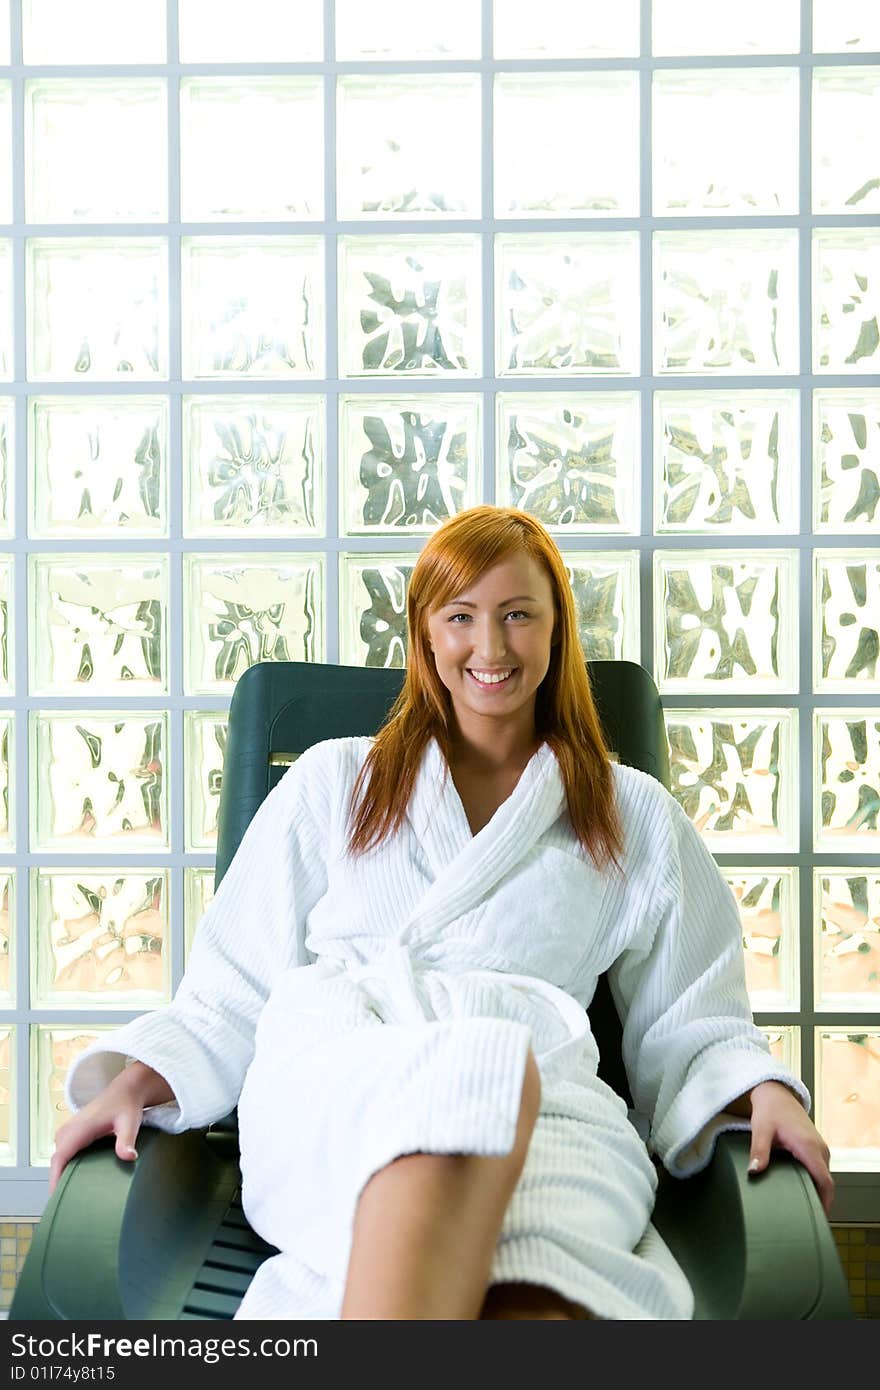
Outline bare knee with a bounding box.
[511,1049,541,1161]
[522,1048,541,1118]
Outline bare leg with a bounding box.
[340,1049,541,1320]
[479,1281,596,1319]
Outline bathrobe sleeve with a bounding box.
[63,741,334,1135]
[606,790,812,1179]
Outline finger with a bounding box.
[49,1133,74,1187]
[781,1141,836,1218]
[48,1130,78,1196]
[114,1110,141,1162]
[810,1163,836,1219]
[48,1148,68,1193]
[747,1123,774,1175]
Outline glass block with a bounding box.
[338,553,418,668]
[0,1026,13,1165]
[184,867,215,964]
[0,715,12,849]
[0,395,11,537]
[665,708,799,851]
[654,549,799,694]
[0,82,11,224]
[183,395,324,537]
[760,1026,800,1076]
[813,68,880,215]
[0,872,12,1006]
[562,551,640,664]
[183,555,324,695]
[497,234,640,376]
[655,391,799,535]
[813,390,880,534]
[336,0,479,59]
[180,79,323,222]
[26,80,167,223]
[30,711,168,852]
[179,0,323,61]
[338,550,640,668]
[727,867,799,1011]
[493,0,639,58]
[816,869,880,1010]
[27,239,167,382]
[496,393,640,533]
[813,229,880,373]
[31,868,170,1008]
[654,230,799,375]
[29,396,168,538]
[22,0,166,63]
[338,236,480,378]
[494,74,639,218]
[815,709,880,852]
[184,711,228,851]
[652,0,800,55]
[337,76,480,220]
[813,1,880,53]
[816,1028,880,1168]
[29,554,168,696]
[31,1025,106,1165]
[814,550,880,692]
[0,240,13,381]
[653,69,798,216]
[339,394,481,535]
[0,554,10,695]
[181,238,323,380]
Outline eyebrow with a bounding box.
[440,595,539,609]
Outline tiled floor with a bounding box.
[831,1224,880,1319]
[1,1221,33,1317]
[1,1219,877,1318]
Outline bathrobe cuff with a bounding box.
[63,1008,236,1134]
[650,1043,812,1178]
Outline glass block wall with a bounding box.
[0,0,877,1218]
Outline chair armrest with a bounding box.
[651,1130,853,1320]
[10,1127,241,1321]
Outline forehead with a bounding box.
[442,553,552,600]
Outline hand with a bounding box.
[48,1062,173,1197]
[746,1081,835,1219]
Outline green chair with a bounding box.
[10,659,853,1321]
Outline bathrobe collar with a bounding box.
[397,734,567,945]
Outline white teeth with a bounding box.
[469,669,513,685]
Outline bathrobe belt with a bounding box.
[336,942,592,1056]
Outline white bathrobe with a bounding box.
[65,734,812,1321]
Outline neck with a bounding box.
[446,729,542,775]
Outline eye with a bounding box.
[444,614,528,625]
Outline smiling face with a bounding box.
[424,551,557,758]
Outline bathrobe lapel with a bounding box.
[399,736,567,945]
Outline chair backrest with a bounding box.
[215,659,672,1110]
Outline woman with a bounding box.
[52,506,833,1321]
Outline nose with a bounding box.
[471,617,512,663]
